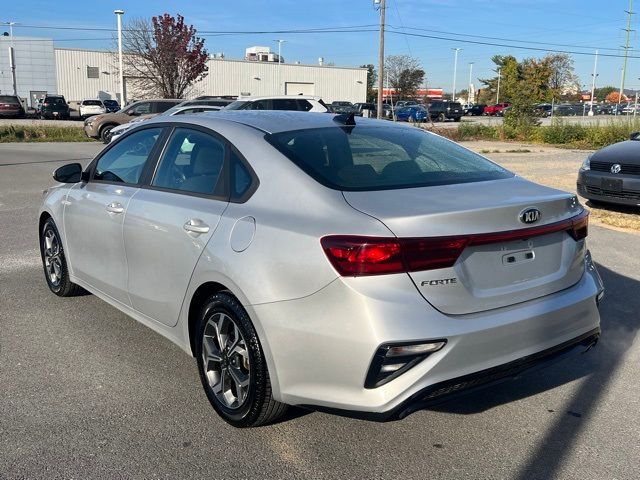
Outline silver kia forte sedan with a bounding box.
[39,111,604,427]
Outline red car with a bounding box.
[484,102,511,116]
[0,95,25,119]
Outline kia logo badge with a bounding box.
[611,164,622,174]
[519,207,541,224]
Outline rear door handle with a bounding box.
[183,219,210,235]
[106,202,124,214]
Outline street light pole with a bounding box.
[2,21,19,95]
[274,39,285,94]
[468,62,474,103]
[451,48,461,102]
[496,67,501,104]
[114,10,125,105]
[376,0,386,119]
[589,50,599,116]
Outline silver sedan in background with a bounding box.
[39,112,603,427]
[108,104,222,142]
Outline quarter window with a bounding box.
[152,128,226,196]
[94,128,162,184]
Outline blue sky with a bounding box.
[3,0,639,92]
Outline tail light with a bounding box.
[321,211,589,277]
[43,102,49,107]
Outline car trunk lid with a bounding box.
[343,177,586,315]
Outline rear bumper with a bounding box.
[250,256,603,413]
[310,327,600,421]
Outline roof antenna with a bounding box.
[333,112,356,126]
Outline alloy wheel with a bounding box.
[43,229,62,287]
[201,312,251,409]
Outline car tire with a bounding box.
[196,292,288,428]
[100,125,115,144]
[40,218,86,297]
[438,113,446,122]
[454,117,461,122]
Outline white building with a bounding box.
[1,37,367,106]
[245,46,282,63]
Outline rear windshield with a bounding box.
[104,100,118,106]
[48,98,66,105]
[83,100,103,106]
[266,126,513,191]
[0,96,19,104]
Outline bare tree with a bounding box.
[121,14,209,99]
[544,53,579,100]
[384,55,424,99]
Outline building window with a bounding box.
[87,66,99,79]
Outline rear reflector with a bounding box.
[321,210,589,277]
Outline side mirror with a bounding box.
[53,163,83,183]
[630,131,640,141]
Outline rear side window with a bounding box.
[155,101,179,113]
[272,98,300,111]
[0,96,19,104]
[266,126,513,191]
[152,128,226,196]
[94,128,162,184]
[296,100,313,111]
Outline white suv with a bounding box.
[225,95,328,112]
[79,99,106,120]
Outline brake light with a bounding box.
[568,210,589,240]
[321,211,589,277]
[43,102,49,107]
[321,236,404,276]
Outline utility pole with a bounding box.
[114,10,125,105]
[496,67,501,104]
[619,0,634,107]
[589,50,599,116]
[451,48,461,102]
[375,0,385,119]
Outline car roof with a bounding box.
[238,95,322,101]
[145,110,402,134]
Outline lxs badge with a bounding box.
[519,207,541,224]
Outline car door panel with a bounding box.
[64,183,138,305]
[62,127,164,306]
[124,191,228,326]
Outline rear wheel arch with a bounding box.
[188,281,234,356]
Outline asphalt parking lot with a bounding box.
[1,142,639,480]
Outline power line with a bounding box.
[8,22,640,59]
[389,25,624,52]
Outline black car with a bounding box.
[466,104,486,116]
[427,100,463,122]
[577,133,640,207]
[329,101,354,113]
[40,95,70,120]
[103,99,120,113]
[352,102,376,116]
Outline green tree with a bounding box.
[360,64,377,102]
[594,86,617,102]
